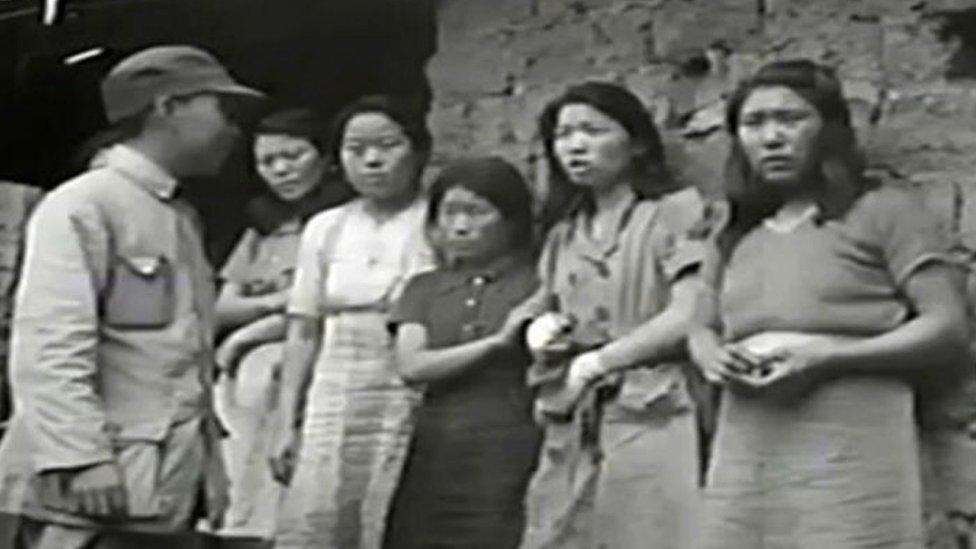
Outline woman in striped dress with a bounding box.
[268,96,435,549]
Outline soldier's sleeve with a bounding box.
[0,183,44,428]
[10,189,114,472]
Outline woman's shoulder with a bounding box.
[400,268,449,300]
[656,186,706,218]
[846,184,935,232]
[302,199,360,238]
[635,186,707,234]
[852,184,924,213]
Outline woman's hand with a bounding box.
[687,328,762,384]
[566,351,606,391]
[267,425,301,486]
[727,342,831,399]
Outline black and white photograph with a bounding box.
[0,1,975,548]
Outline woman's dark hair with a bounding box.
[246,108,354,234]
[254,107,326,151]
[427,156,535,255]
[326,94,432,186]
[537,81,676,227]
[718,59,874,256]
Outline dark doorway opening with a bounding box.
[938,7,976,80]
[0,0,437,261]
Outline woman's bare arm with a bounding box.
[815,264,970,377]
[216,281,289,332]
[395,323,507,384]
[276,315,322,428]
[596,274,700,373]
[216,314,288,373]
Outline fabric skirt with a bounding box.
[383,383,541,549]
[274,311,418,549]
[213,343,284,540]
[701,376,924,549]
[520,394,700,549]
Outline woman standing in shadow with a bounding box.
[211,108,352,548]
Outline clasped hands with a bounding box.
[525,312,607,394]
[689,330,834,396]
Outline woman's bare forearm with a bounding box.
[216,284,289,331]
[397,333,502,384]
[814,266,969,378]
[277,315,322,425]
[819,314,969,377]
[223,314,288,356]
[596,275,700,373]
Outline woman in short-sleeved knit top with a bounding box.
[689,60,970,548]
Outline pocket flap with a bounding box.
[121,255,164,277]
[106,417,170,443]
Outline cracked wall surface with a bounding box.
[427,1,976,545]
[428,0,976,227]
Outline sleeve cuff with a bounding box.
[895,252,963,289]
[661,240,707,283]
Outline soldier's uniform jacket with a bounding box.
[0,145,225,532]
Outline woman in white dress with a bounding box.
[268,96,435,549]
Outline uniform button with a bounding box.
[464,297,478,308]
[472,276,486,287]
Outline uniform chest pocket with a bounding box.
[104,254,175,329]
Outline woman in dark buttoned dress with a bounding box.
[382,157,542,549]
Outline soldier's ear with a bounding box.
[152,94,180,117]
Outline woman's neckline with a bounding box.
[582,182,636,243]
[764,200,820,233]
[359,193,421,225]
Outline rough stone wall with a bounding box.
[427,0,976,213]
[426,1,976,546]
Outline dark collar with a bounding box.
[433,252,529,296]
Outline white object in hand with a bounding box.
[526,312,571,352]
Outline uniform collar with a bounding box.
[434,252,527,295]
[103,144,180,201]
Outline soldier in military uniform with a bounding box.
[0,45,262,549]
